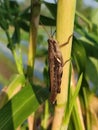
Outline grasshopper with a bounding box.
[48,35,72,104]
[40,22,72,104]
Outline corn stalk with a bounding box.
[52,0,76,129]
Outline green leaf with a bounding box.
[85,57,98,93]
[72,37,87,73]
[20,7,30,22]
[75,11,92,30]
[91,8,98,26]
[19,20,29,32]
[0,83,49,130]
[0,13,9,30]
[12,23,20,44]
[74,29,98,60]
[62,73,83,126]
[40,15,56,26]
[7,74,25,98]
[43,1,57,18]
[69,74,83,116]
[0,74,25,109]
[9,1,19,16]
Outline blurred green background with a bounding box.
[0,0,98,93]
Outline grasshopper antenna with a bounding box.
[50,25,56,38]
[52,30,56,37]
[39,20,51,38]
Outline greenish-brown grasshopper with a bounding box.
[48,35,72,104]
[41,22,72,104]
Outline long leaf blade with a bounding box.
[0,84,49,130]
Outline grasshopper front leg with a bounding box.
[60,34,73,48]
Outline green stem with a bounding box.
[5,30,24,75]
[12,48,24,75]
[27,0,41,129]
[52,0,76,130]
[27,0,41,79]
[41,101,49,130]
